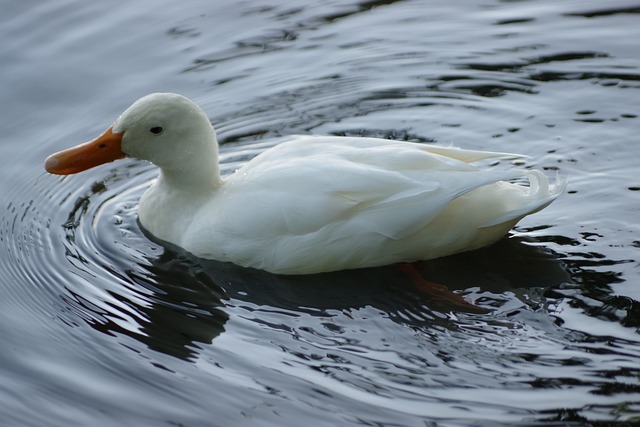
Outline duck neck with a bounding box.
[159,165,222,194]
[157,145,223,193]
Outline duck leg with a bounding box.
[395,263,488,313]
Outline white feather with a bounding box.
[107,93,565,274]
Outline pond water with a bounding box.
[1,0,639,425]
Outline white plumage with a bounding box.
[46,93,565,274]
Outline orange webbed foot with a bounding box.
[395,263,488,314]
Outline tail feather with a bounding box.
[480,171,567,228]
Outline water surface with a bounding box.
[1,0,639,426]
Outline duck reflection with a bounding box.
[64,236,571,361]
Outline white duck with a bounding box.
[45,93,565,275]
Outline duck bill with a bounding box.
[45,126,125,175]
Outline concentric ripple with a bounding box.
[2,0,640,425]
[9,134,637,425]
[7,99,640,427]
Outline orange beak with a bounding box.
[45,126,126,175]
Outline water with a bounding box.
[1,0,639,425]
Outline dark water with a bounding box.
[2,0,639,425]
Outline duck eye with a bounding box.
[150,126,163,135]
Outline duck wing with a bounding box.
[227,138,526,240]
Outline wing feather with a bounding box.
[226,138,528,240]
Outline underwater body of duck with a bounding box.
[45,93,565,274]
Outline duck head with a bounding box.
[45,93,220,183]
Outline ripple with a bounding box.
[4,0,640,425]
[8,111,636,426]
[564,5,640,18]
[8,139,577,364]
